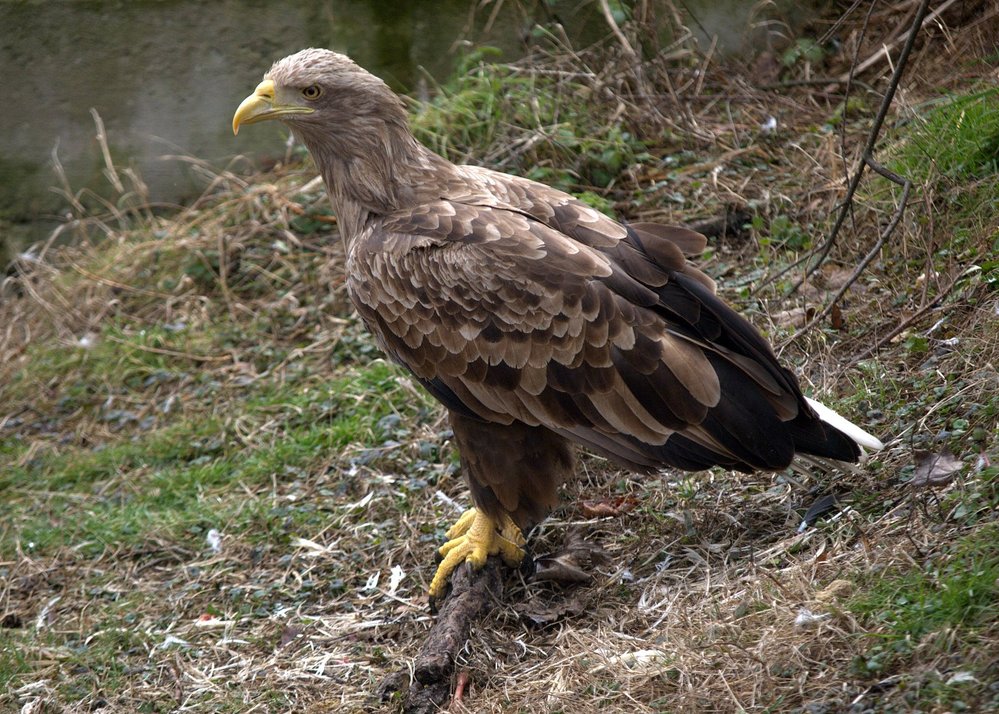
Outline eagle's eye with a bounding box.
[302,85,322,100]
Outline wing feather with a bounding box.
[348,191,817,473]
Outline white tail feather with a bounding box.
[805,397,885,452]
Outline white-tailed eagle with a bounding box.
[233,49,883,598]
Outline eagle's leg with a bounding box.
[426,413,575,599]
[428,508,525,598]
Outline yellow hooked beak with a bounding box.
[232,79,314,135]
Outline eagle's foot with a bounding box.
[428,508,524,599]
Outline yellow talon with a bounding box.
[428,508,525,599]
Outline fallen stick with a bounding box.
[380,559,504,714]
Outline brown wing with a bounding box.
[346,195,858,474]
[453,166,718,292]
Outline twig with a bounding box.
[749,2,877,300]
[837,0,962,82]
[379,560,503,714]
[785,0,931,296]
[597,0,637,59]
[49,144,86,217]
[835,0,878,258]
[756,77,876,93]
[597,0,656,114]
[818,0,869,45]
[780,159,911,346]
[69,263,173,300]
[216,231,237,320]
[104,334,232,363]
[749,245,820,297]
[843,271,962,369]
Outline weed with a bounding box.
[890,88,999,183]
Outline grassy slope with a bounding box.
[2,16,998,714]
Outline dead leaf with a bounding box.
[579,496,637,518]
[830,302,844,330]
[515,592,587,627]
[815,579,853,602]
[750,51,780,85]
[821,266,855,291]
[533,552,593,584]
[772,307,811,329]
[278,625,302,648]
[532,527,610,585]
[910,449,963,488]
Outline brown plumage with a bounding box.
[233,49,883,596]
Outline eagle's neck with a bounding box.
[301,121,458,244]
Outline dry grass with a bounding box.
[2,3,998,713]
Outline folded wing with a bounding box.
[346,187,861,476]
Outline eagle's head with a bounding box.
[232,48,406,144]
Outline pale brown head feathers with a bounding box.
[259,49,408,148]
[250,49,449,228]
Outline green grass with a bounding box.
[881,87,999,290]
[411,47,654,191]
[1,359,434,560]
[850,511,999,678]
[890,88,999,182]
[824,124,999,698]
[6,325,190,402]
[0,340,438,705]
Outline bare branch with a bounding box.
[844,271,962,369]
[837,0,962,81]
[785,0,932,296]
[781,161,912,347]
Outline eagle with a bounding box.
[233,49,883,599]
